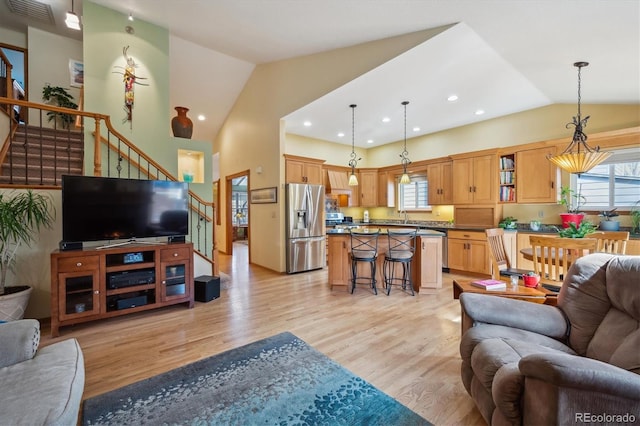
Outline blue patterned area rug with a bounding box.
[82,331,431,425]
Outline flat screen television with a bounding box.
[62,175,189,243]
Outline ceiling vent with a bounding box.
[6,0,54,24]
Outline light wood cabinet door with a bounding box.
[328,235,350,288]
[447,238,467,270]
[452,158,474,204]
[304,162,323,185]
[516,232,535,270]
[359,170,378,207]
[285,158,324,184]
[285,160,305,183]
[377,171,395,208]
[418,236,443,289]
[427,161,453,205]
[447,230,490,275]
[516,147,558,203]
[468,240,490,275]
[452,155,496,204]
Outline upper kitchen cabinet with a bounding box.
[516,147,559,203]
[452,153,497,205]
[427,161,452,205]
[377,170,396,208]
[284,154,325,185]
[358,169,378,207]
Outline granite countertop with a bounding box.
[326,227,445,237]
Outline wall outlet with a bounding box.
[538,210,544,218]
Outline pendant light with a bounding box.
[399,101,412,184]
[548,62,610,175]
[65,0,81,30]
[348,104,360,186]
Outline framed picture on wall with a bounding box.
[69,59,84,88]
[250,187,277,204]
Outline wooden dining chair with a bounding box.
[587,231,630,254]
[528,235,598,287]
[485,228,532,281]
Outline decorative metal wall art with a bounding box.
[113,46,148,128]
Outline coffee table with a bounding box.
[453,279,547,304]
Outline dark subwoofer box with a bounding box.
[194,275,220,302]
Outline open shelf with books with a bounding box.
[499,153,516,203]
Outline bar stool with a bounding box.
[349,229,380,295]
[383,229,417,295]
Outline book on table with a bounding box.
[471,279,507,290]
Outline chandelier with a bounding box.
[399,101,412,184]
[548,62,610,175]
[348,104,360,186]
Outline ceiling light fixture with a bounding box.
[548,61,611,175]
[399,101,412,184]
[65,0,81,30]
[348,104,361,186]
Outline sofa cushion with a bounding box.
[0,319,39,368]
[0,338,85,426]
[586,255,640,373]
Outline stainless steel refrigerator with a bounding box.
[286,183,325,273]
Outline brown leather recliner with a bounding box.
[459,253,640,425]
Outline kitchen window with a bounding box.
[398,174,430,211]
[573,148,640,210]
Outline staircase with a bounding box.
[0,124,84,186]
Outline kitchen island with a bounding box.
[327,228,444,293]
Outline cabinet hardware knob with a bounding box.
[76,262,82,266]
[162,280,166,284]
[94,290,99,294]
[173,253,178,257]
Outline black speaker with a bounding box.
[168,235,186,244]
[194,275,220,302]
[59,241,83,251]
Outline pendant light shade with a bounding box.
[65,0,81,30]
[399,101,411,184]
[348,104,360,186]
[548,62,610,175]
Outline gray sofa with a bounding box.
[459,253,640,425]
[0,319,84,425]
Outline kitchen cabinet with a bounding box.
[452,154,496,204]
[328,235,350,288]
[447,230,490,275]
[416,235,443,288]
[284,155,324,184]
[359,169,378,207]
[377,171,395,208]
[516,232,535,270]
[427,161,452,205]
[516,147,559,203]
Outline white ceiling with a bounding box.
[1,0,639,147]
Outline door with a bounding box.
[225,170,250,256]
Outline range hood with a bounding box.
[326,170,351,193]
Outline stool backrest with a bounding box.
[386,229,417,260]
[350,230,380,259]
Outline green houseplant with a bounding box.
[554,220,597,238]
[42,84,78,129]
[0,190,55,320]
[598,208,620,231]
[631,201,640,234]
[558,185,586,228]
[498,216,518,229]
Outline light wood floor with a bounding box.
[40,243,485,425]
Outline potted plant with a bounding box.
[554,220,597,238]
[522,271,540,288]
[42,84,78,129]
[498,216,518,229]
[0,190,55,320]
[631,201,640,234]
[558,186,586,228]
[598,209,620,231]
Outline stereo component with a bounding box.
[107,269,155,289]
[59,241,83,251]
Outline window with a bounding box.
[398,174,429,210]
[574,148,640,210]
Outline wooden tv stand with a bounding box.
[50,242,194,337]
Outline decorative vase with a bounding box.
[560,213,584,228]
[599,220,620,231]
[171,106,193,139]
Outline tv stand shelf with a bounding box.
[50,242,194,337]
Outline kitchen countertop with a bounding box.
[327,227,445,237]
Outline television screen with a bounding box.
[62,175,189,243]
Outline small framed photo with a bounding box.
[250,187,277,204]
[69,59,84,88]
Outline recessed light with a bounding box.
[447,95,458,102]
[412,127,420,132]
[382,117,390,123]
[303,121,312,127]
[475,109,485,115]
[367,139,374,144]
[337,132,345,138]
[197,114,206,121]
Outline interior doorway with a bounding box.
[0,42,28,122]
[225,170,250,257]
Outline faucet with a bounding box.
[400,209,408,224]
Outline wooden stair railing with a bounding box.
[0,96,216,271]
